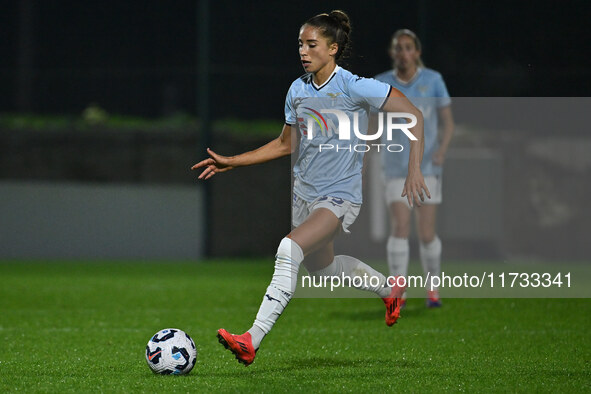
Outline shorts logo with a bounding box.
[319,196,344,207]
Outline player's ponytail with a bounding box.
[304,10,352,63]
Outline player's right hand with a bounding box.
[401,168,430,208]
[191,148,234,180]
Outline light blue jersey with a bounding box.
[285,66,391,204]
[375,67,451,178]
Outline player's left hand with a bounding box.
[401,169,431,208]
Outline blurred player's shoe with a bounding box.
[426,290,442,308]
[382,276,407,326]
[217,329,257,366]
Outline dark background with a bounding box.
[2,0,590,119]
[1,1,589,260]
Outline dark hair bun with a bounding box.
[329,10,351,36]
[304,10,352,63]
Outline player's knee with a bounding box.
[418,230,436,244]
[271,237,304,294]
[276,237,303,262]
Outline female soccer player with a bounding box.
[192,11,428,366]
[375,29,455,307]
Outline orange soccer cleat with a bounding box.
[382,276,407,326]
[217,329,257,366]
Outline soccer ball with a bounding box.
[145,328,197,375]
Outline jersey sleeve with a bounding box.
[284,84,297,125]
[434,73,451,108]
[349,77,392,110]
[373,71,388,83]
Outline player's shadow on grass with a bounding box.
[206,356,425,377]
[329,302,428,322]
[288,356,424,369]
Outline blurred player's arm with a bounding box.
[191,124,294,180]
[432,106,455,166]
[381,88,430,207]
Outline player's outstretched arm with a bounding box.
[191,124,293,180]
[382,88,430,207]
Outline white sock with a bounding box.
[387,236,409,278]
[248,237,304,349]
[311,255,391,298]
[419,236,442,292]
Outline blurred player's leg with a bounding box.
[416,204,442,307]
[386,202,411,305]
[387,236,409,279]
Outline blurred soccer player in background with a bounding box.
[193,12,428,366]
[375,29,455,308]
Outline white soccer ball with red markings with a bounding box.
[145,328,197,375]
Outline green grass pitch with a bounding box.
[0,260,589,392]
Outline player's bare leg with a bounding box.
[289,207,341,259]
[390,202,412,239]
